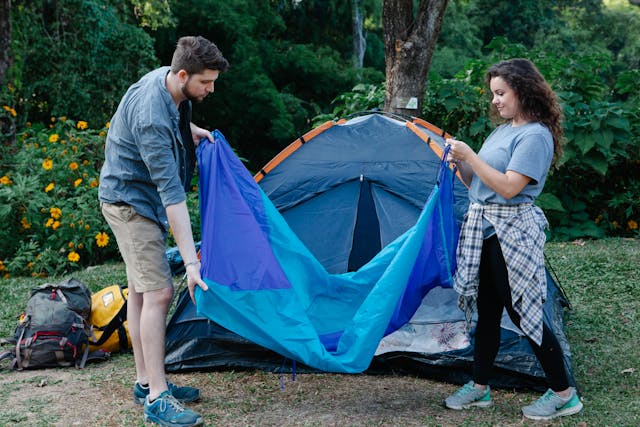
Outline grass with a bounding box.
[0,238,638,426]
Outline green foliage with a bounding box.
[129,0,177,30]
[311,83,385,126]
[322,35,640,241]
[0,116,205,278]
[157,0,384,171]
[10,0,159,128]
[430,1,484,78]
[0,118,116,277]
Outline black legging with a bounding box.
[472,235,569,391]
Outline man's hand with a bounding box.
[185,261,208,304]
[190,122,214,146]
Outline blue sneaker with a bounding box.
[443,381,492,410]
[143,391,203,427]
[522,388,583,420]
[134,381,200,405]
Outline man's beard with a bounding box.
[181,79,206,103]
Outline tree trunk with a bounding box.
[352,0,366,68]
[382,0,448,117]
[0,0,11,86]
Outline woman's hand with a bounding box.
[445,138,474,163]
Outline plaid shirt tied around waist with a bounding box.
[453,202,549,345]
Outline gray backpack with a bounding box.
[0,278,93,370]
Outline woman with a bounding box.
[442,58,583,420]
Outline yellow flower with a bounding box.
[52,221,61,230]
[21,217,31,229]
[77,121,88,130]
[95,232,110,248]
[2,105,17,117]
[74,178,83,187]
[49,134,59,143]
[612,221,619,229]
[90,179,99,188]
[49,207,62,219]
[77,243,84,249]
[84,224,90,230]
[42,158,53,170]
[45,218,54,228]
[69,162,79,170]
[0,260,5,271]
[0,175,12,185]
[45,182,55,192]
[105,122,110,128]
[68,242,75,248]
[68,251,80,263]
[60,116,67,122]
[629,220,638,230]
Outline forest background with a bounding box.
[0,0,639,278]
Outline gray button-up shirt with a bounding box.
[98,66,193,233]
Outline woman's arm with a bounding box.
[446,138,531,199]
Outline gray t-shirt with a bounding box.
[468,122,554,236]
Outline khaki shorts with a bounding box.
[101,202,172,293]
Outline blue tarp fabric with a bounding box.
[194,130,460,373]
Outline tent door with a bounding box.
[347,177,381,271]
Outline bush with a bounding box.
[10,0,159,128]
[0,115,206,278]
[315,41,640,241]
[0,117,116,277]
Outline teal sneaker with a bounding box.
[522,388,583,420]
[443,381,492,410]
[143,391,203,427]
[134,381,200,405]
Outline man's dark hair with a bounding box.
[171,36,229,75]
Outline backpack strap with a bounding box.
[77,343,90,369]
[88,299,128,348]
[14,325,27,370]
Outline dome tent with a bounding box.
[165,112,575,390]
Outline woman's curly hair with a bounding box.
[485,58,564,165]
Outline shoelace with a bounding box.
[159,394,185,413]
[534,389,558,406]
[457,383,477,396]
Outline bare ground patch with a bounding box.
[0,353,564,427]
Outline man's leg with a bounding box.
[140,286,173,400]
[101,203,173,397]
[126,285,147,385]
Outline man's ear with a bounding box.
[176,69,189,84]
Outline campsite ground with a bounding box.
[1,238,639,426]
[0,361,575,427]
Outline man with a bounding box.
[99,36,229,427]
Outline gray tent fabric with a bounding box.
[257,113,469,272]
[165,112,575,390]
